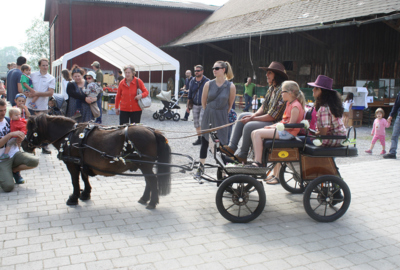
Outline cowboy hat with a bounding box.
[307,75,334,91]
[259,61,288,80]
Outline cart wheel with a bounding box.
[159,115,165,121]
[303,175,351,222]
[279,162,305,194]
[153,112,159,120]
[216,175,266,223]
[173,113,180,121]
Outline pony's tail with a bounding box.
[155,131,171,196]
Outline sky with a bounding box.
[2,0,229,51]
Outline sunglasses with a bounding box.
[194,70,202,72]
[86,76,93,80]
[212,67,223,71]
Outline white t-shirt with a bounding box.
[0,118,19,160]
[343,99,354,112]
[27,71,56,111]
[61,79,70,100]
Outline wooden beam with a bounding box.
[241,38,272,51]
[296,32,329,48]
[205,43,233,56]
[383,19,400,34]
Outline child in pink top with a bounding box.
[365,108,390,155]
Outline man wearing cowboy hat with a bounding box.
[91,61,104,123]
[222,61,288,163]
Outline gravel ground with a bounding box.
[101,100,396,167]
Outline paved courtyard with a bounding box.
[1,103,400,269]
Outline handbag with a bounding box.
[228,109,237,123]
[136,78,151,109]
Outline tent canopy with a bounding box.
[52,26,180,94]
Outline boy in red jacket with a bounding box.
[0,107,27,160]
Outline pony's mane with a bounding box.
[27,115,76,140]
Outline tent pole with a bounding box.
[161,65,164,92]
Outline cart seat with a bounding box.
[263,137,304,149]
[304,144,358,157]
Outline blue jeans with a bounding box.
[389,112,400,155]
[244,94,251,111]
[95,92,103,123]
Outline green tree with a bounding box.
[23,13,49,69]
[0,46,21,66]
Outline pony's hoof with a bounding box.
[138,199,148,205]
[66,195,79,205]
[146,204,156,210]
[79,193,91,201]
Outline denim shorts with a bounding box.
[278,130,295,140]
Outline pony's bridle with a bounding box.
[25,123,78,149]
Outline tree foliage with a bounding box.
[23,14,49,68]
[0,46,21,66]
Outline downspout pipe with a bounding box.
[69,0,73,68]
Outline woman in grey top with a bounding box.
[194,61,236,178]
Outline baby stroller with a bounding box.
[153,91,181,121]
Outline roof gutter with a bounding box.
[163,13,400,48]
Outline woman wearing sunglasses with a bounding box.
[194,61,236,178]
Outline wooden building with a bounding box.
[164,0,400,90]
[44,0,217,81]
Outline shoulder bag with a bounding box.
[136,78,152,109]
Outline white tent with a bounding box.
[52,26,180,97]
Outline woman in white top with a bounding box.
[342,92,354,127]
[61,69,72,100]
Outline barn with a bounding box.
[164,0,400,92]
[44,0,217,83]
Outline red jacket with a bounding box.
[115,78,149,112]
[11,118,27,135]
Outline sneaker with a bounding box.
[192,138,201,145]
[13,172,25,184]
[0,153,10,160]
[72,110,82,119]
[380,150,386,155]
[42,146,52,154]
[194,163,204,180]
[181,118,188,121]
[383,153,396,159]
[365,150,372,154]
[29,102,37,110]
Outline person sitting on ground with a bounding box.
[0,99,39,189]
[0,107,27,160]
[221,61,288,163]
[19,64,39,109]
[13,93,30,119]
[308,75,346,147]
[249,81,305,185]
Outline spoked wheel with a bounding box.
[279,162,306,194]
[173,113,180,121]
[216,175,266,223]
[159,114,165,121]
[153,112,159,119]
[303,175,351,222]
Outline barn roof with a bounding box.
[165,0,400,47]
[44,0,218,20]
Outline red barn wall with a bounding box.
[48,1,213,82]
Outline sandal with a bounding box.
[266,176,279,185]
[245,161,262,168]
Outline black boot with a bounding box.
[193,136,201,145]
